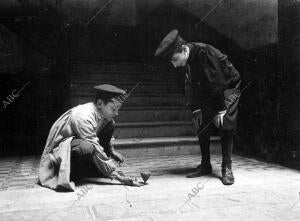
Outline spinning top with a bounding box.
[140,171,151,184]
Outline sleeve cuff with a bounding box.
[192,109,201,114]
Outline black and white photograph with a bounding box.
[0,0,299,220]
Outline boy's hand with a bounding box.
[111,151,124,163]
[115,174,143,187]
[130,180,143,187]
[213,110,226,128]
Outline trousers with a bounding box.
[70,121,115,181]
[198,129,233,165]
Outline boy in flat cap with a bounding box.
[38,84,142,191]
[155,30,241,185]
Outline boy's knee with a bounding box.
[71,139,95,156]
[104,120,115,133]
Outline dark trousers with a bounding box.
[198,106,236,166]
[198,128,233,165]
[197,87,239,166]
[70,121,115,181]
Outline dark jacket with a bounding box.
[185,43,241,130]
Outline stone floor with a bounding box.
[0,154,300,221]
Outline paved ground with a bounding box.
[0,154,300,221]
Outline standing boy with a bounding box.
[155,30,241,185]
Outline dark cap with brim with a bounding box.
[94,84,126,100]
[154,29,186,60]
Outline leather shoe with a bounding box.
[186,162,212,178]
[221,163,234,185]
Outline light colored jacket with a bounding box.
[38,102,114,191]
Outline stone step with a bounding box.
[71,62,174,74]
[71,93,186,107]
[71,81,180,94]
[113,136,221,157]
[117,107,192,122]
[71,72,181,83]
[114,121,194,138]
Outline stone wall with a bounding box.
[278,0,300,169]
[0,24,67,156]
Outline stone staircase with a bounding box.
[70,62,220,157]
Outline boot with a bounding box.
[186,161,212,178]
[221,162,234,185]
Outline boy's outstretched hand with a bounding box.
[111,151,124,163]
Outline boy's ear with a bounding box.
[183,45,189,53]
[183,45,190,58]
[96,99,103,108]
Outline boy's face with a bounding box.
[170,51,188,68]
[97,99,121,120]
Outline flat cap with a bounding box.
[94,84,126,96]
[154,29,186,59]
